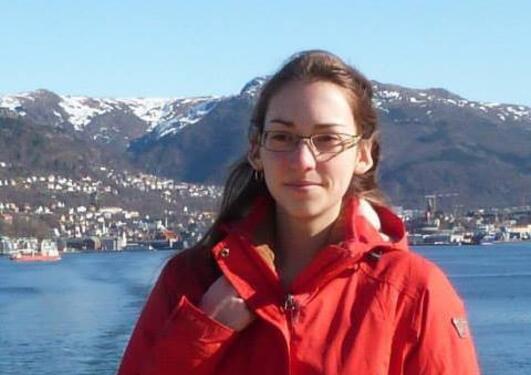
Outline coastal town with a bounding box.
[0,166,530,260]
[0,165,222,259]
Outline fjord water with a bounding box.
[1,244,530,374]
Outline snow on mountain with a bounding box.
[147,96,222,139]
[0,91,221,136]
[240,76,268,97]
[238,78,531,123]
[0,96,23,112]
[0,92,36,117]
[372,82,531,123]
[56,95,181,130]
[1,81,530,142]
[58,96,113,130]
[117,98,172,124]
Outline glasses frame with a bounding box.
[260,130,362,155]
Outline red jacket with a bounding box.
[117,196,480,374]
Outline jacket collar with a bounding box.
[222,193,409,255]
[211,194,409,330]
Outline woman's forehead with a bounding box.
[264,80,355,128]
[264,82,356,132]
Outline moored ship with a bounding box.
[9,239,61,262]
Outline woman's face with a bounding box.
[253,80,373,221]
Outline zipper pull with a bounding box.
[283,294,299,322]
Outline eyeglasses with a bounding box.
[260,130,361,154]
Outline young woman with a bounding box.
[117,50,480,375]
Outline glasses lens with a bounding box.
[263,131,358,153]
[263,131,295,151]
[312,133,348,153]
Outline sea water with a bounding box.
[1,244,530,374]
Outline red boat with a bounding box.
[9,239,61,262]
[9,251,61,262]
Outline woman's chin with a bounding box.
[277,200,335,221]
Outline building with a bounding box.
[0,236,15,255]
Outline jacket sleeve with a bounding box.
[404,264,481,375]
[116,258,236,375]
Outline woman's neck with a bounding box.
[274,203,342,286]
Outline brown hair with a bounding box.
[196,50,387,250]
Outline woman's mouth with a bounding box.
[285,181,320,186]
[284,181,322,192]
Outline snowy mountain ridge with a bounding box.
[1,79,530,147]
[2,80,531,209]
[372,82,531,123]
[0,90,223,139]
[238,77,531,124]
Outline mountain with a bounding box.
[126,79,531,208]
[1,80,530,209]
[0,89,221,149]
[371,83,531,208]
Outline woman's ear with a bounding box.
[353,139,374,175]
[247,142,263,170]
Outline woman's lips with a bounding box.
[285,182,319,186]
[284,181,322,192]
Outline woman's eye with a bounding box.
[314,134,340,144]
[271,133,293,142]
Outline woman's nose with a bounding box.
[288,139,317,170]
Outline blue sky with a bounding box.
[1,0,530,105]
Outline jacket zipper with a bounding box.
[283,293,299,374]
[283,293,299,324]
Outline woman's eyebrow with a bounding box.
[267,118,347,129]
[268,118,294,127]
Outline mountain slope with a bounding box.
[128,79,531,208]
[1,79,530,209]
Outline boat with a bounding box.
[122,243,156,252]
[10,239,61,262]
[9,251,61,262]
